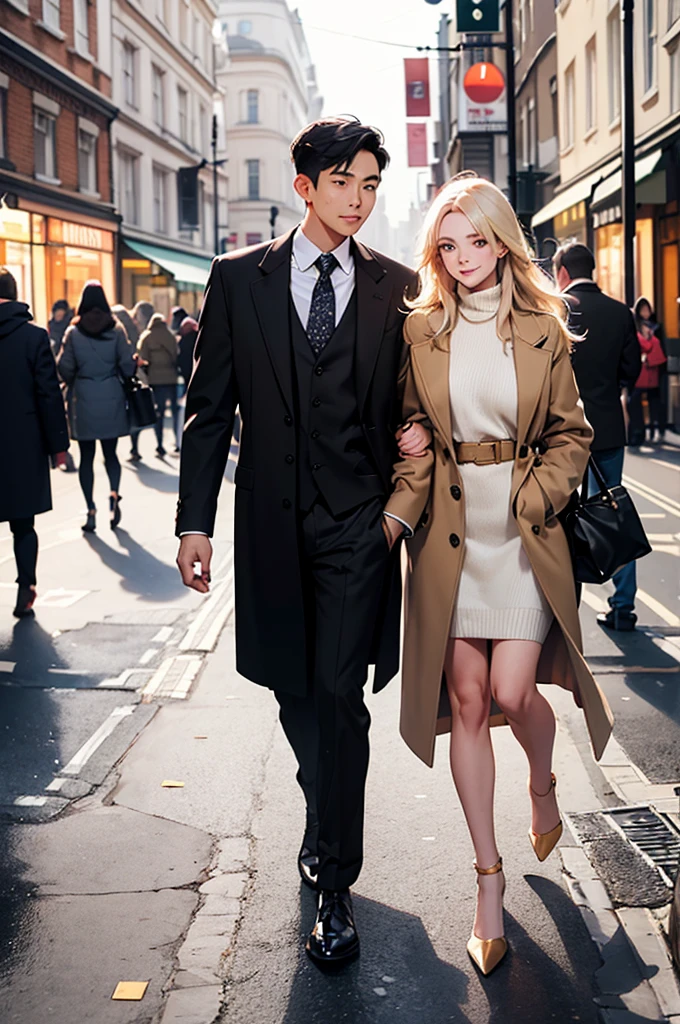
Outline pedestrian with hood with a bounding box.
[177,315,198,393]
[170,306,189,334]
[48,299,73,358]
[137,312,181,456]
[58,280,135,532]
[629,296,667,445]
[0,268,69,617]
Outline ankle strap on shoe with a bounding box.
[529,772,557,798]
[474,857,503,875]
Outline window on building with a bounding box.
[519,104,527,166]
[119,150,139,224]
[585,36,597,131]
[670,0,680,26]
[528,97,536,166]
[0,89,7,163]
[178,86,189,142]
[643,0,657,93]
[122,42,137,108]
[157,0,169,25]
[78,129,97,193]
[73,0,89,54]
[238,19,252,35]
[152,66,165,127]
[246,90,259,124]
[42,0,60,32]
[607,9,621,123]
[34,108,57,180]
[671,44,680,112]
[519,0,528,47]
[563,62,575,149]
[153,165,168,233]
[247,159,260,200]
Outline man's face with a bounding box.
[295,149,381,237]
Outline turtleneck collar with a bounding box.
[457,281,501,320]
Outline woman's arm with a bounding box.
[56,329,76,385]
[116,327,136,378]
[384,348,435,534]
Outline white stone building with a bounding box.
[216,0,322,248]
[109,0,228,315]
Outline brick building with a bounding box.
[0,0,119,327]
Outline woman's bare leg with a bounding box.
[490,639,560,835]
[445,637,503,940]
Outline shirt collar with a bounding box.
[292,227,353,275]
[563,278,597,293]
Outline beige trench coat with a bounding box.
[385,307,614,768]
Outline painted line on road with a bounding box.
[141,655,202,699]
[141,658,174,697]
[138,648,157,666]
[581,586,608,613]
[60,705,136,777]
[14,796,47,807]
[151,626,174,644]
[650,458,680,473]
[635,588,680,628]
[623,474,680,518]
[97,667,150,688]
[640,513,667,519]
[652,635,680,664]
[179,551,235,653]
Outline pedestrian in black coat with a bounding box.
[0,268,69,617]
[177,315,198,391]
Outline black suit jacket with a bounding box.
[0,301,69,522]
[177,227,416,696]
[565,281,641,451]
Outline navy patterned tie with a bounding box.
[306,253,338,356]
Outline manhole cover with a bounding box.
[605,805,680,886]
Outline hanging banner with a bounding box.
[407,123,428,167]
[404,58,430,118]
[458,62,507,133]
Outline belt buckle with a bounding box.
[475,442,497,466]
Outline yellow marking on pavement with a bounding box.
[635,588,680,627]
[112,982,149,1001]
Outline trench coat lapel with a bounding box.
[512,312,551,446]
[353,240,390,414]
[410,339,453,448]
[251,228,296,414]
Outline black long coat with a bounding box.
[565,281,641,451]
[0,302,69,522]
[176,228,415,697]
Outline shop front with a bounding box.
[0,201,116,328]
[120,238,212,319]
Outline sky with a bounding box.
[292,0,446,227]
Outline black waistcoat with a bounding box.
[290,293,383,515]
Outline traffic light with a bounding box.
[456,0,500,32]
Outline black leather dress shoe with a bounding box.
[298,844,319,891]
[597,609,637,632]
[306,889,360,966]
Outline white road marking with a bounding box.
[652,635,680,663]
[151,626,174,644]
[640,513,666,519]
[14,796,47,807]
[623,474,680,517]
[581,587,609,613]
[141,657,174,697]
[60,705,136,777]
[635,588,680,627]
[138,648,157,666]
[646,534,677,542]
[0,661,16,672]
[650,458,680,473]
[45,777,67,793]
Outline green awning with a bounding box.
[124,239,213,289]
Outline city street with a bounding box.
[0,427,678,1023]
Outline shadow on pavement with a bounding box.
[124,457,180,494]
[0,832,36,991]
[83,528,185,602]
[589,628,680,725]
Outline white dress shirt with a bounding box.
[181,227,411,537]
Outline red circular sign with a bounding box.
[463,63,505,104]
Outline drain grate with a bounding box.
[604,806,680,886]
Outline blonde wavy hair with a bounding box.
[409,174,574,351]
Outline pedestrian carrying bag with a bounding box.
[123,375,157,429]
[560,456,651,584]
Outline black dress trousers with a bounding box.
[276,494,392,892]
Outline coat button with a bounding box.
[532,524,540,535]
[450,485,461,500]
[534,456,543,467]
[284,415,293,426]
[312,397,321,408]
[282,498,291,509]
[449,533,460,548]
[314,366,324,376]
[285,454,294,464]
[519,444,528,458]
[311,430,320,440]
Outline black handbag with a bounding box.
[560,456,651,584]
[122,375,157,429]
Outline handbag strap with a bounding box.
[583,454,615,501]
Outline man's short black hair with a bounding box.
[0,266,18,301]
[290,116,389,187]
[553,241,596,281]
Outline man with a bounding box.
[0,268,69,617]
[176,118,425,965]
[554,242,642,631]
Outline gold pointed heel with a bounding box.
[528,772,563,862]
[466,858,508,976]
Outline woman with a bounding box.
[177,315,198,395]
[58,281,135,532]
[137,312,180,456]
[385,175,613,975]
[629,297,667,444]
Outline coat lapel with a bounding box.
[353,240,390,414]
[512,312,551,446]
[250,228,296,414]
[411,339,453,448]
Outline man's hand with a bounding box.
[381,515,404,551]
[396,421,431,458]
[177,535,213,593]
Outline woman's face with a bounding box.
[436,210,507,293]
[638,302,651,321]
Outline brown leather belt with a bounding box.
[454,440,516,465]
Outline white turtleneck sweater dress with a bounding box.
[449,282,553,643]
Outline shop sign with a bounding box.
[593,205,622,229]
[458,62,507,133]
[48,218,113,252]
